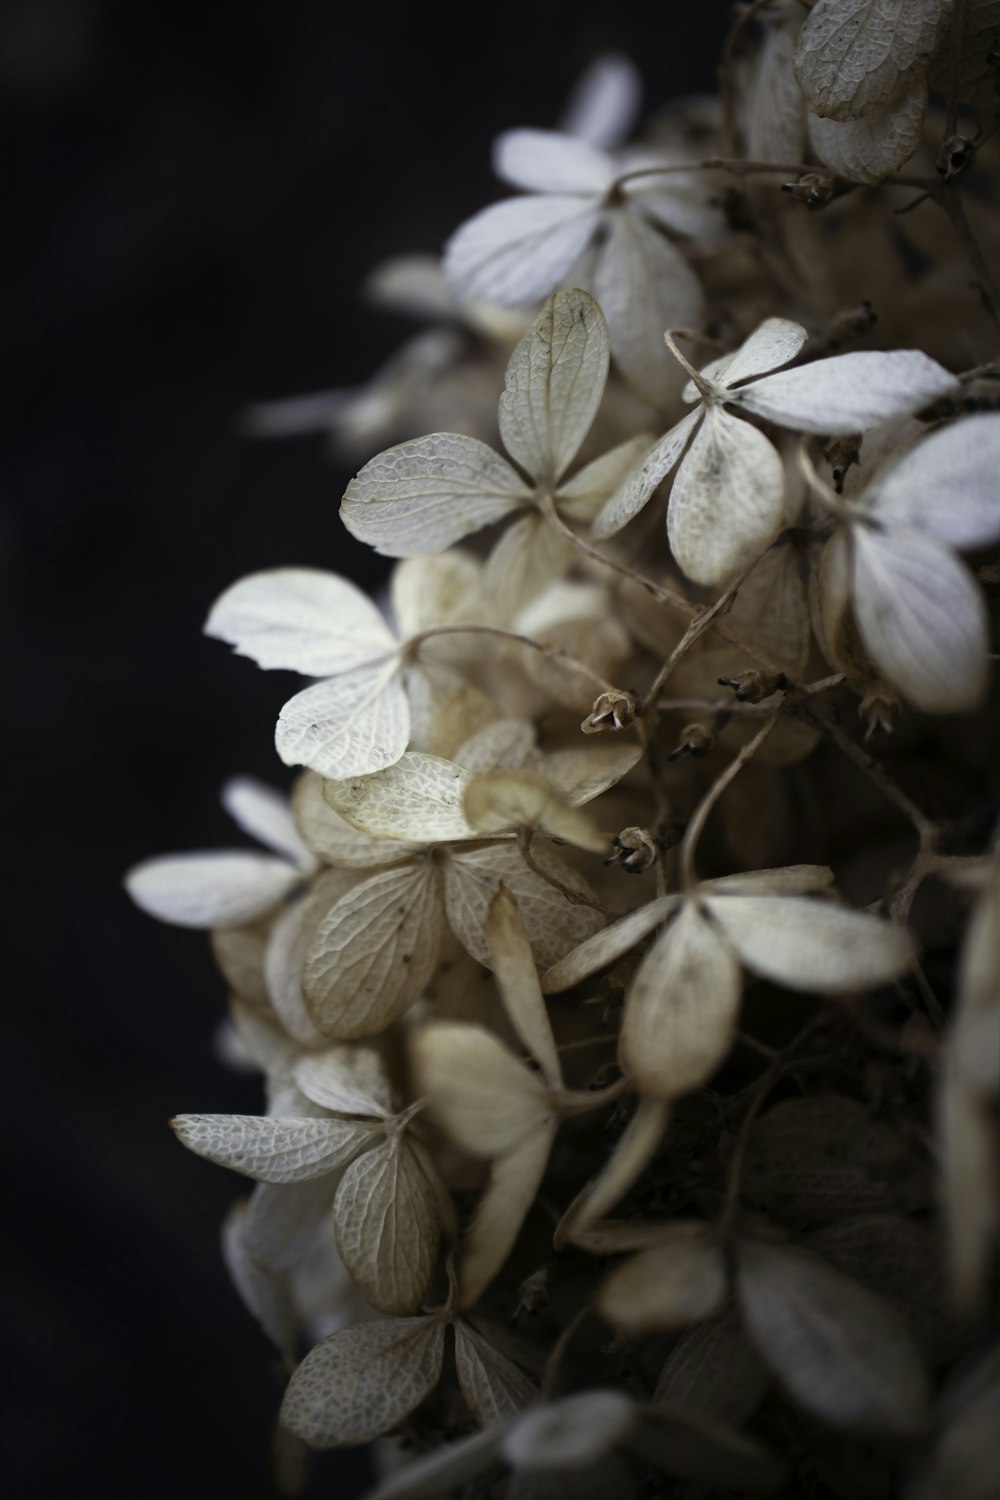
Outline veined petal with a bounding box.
[851,524,989,713]
[732,348,957,435]
[275,661,409,779]
[808,78,928,184]
[667,406,786,586]
[205,567,396,674]
[717,318,809,388]
[492,129,615,194]
[871,414,1000,549]
[444,195,603,307]
[342,433,530,557]
[593,408,701,539]
[498,289,610,485]
[593,206,704,408]
[222,776,315,871]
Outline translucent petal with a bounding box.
[872,413,1000,549]
[126,851,298,929]
[559,53,642,150]
[592,408,701,539]
[342,432,530,557]
[667,406,786,586]
[851,524,989,713]
[444,195,603,307]
[704,892,915,991]
[807,78,928,183]
[221,776,315,871]
[275,661,409,780]
[794,0,948,121]
[499,288,610,485]
[622,902,742,1100]
[323,752,475,844]
[205,567,396,674]
[734,345,958,436]
[492,128,615,194]
[716,318,808,389]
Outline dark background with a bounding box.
[4,2,727,1495]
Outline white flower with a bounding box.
[444,124,714,403]
[816,412,1000,714]
[595,317,958,586]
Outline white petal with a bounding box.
[444,195,603,307]
[807,78,928,183]
[463,769,608,854]
[559,53,642,149]
[222,776,314,870]
[454,718,537,773]
[737,1239,930,1435]
[701,866,835,897]
[851,524,989,712]
[281,1317,446,1448]
[483,513,574,621]
[492,129,615,193]
[389,550,483,639]
[542,896,678,993]
[444,843,604,971]
[333,1137,441,1315]
[717,318,809,388]
[411,1021,554,1158]
[593,408,701,539]
[747,22,808,164]
[294,772,420,868]
[704,893,915,991]
[294,1044,395,1118]
[275,662,409,779]
[622,902,742,1099]
[668,406,786,586]
[733,348,958,435]
[871,414,1000,549]
[794,0,947,121]
[454,1322,539,1424]
[342,433,530,557]
[221,1201,297,1362]
[487,884,562,1088]
[502,1392,635,1471]
[593,207,704,408]
[541,742,643,806]
[171,1113,375,1184]
[557,433,659,525]
[324,751,474,844]
[126,851,298,929]
[498,288,610,484]
[460,1127,557,1308]
[205,568,396,674]
[597,1226,727,1335]
[304,864,446,1039]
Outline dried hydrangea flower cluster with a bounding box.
[128,15,1000,1499]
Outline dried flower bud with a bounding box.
[782,172,836,208]
[668,722,714,762]
[718,671,789,703]
[582,689,637,734]
[824,433,863,493]
[609,826,658,874]
[937,134,978,181]
[514,1266,550,1320]
[859,681,901,739]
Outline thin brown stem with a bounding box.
[679,707,784,889]
[409,622,617,695]
[517,827,608,913]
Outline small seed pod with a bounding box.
[937,134,977,181]
[824,434,863,493]
[781,171,835,208]
[582,689,637,734]
[667,722,714,762]
[609,826,659,874]
[718,670,789,703]
[828,300,877,350]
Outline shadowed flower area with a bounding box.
[6,3,728,1497]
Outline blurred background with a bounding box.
[4,2,727,1495]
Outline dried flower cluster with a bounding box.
[128,10,999,1498]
